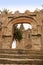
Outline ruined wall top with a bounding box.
[0,9,43,27]
[0,9,43,16]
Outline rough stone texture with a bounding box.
[16,24,32,49]
[0,9,43,51]
[0,49,43,65]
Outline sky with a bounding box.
[0,0,43,12]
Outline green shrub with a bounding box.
[13,25,22,42]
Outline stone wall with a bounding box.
[0,9,43,50]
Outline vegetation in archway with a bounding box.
[13,25,23,42]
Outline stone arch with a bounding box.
[2,16,38,49]
[8,16,37,49]
[7,16,37,26]
[7,16,37,35]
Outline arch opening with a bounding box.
[9,16,37,49]
[12,23,32,49]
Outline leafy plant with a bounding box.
[13,25,23,42]
[1,9,12,14]
[3,9,9,14]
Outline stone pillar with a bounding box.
[32,35,41,50]
[31,25,41,50]
[41,20,43,51]
[37,25,41,34]
[0,35,2,49]
[2,36,12,49]
[2,25,13,49]
[0,22,2,49]
[37,25,42,50]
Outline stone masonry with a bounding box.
[0,9,43,51]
